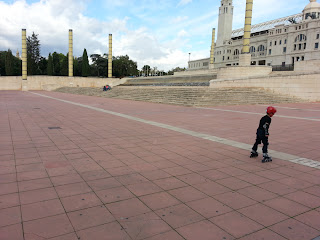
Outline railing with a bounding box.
[272,64,294,71]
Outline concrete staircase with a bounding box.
[55,86,305,107]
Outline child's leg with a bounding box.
[262,137,269,153]
[252,136,261,152]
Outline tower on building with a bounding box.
[216,0,234,46]
[16,49,20,59]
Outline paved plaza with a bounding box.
[0,90,320,240]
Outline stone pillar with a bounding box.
[68,29,73,77]
[108,34,112,78]
[240,0,253,66]
[21,29,28,91]
[209,28,215,69]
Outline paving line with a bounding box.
[31,92,320,170]
[196,107,320,122]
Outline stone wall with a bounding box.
[210,72,320,101]
[0,76,128,91]
[217,66,272,79]
[174,69,216,76]
[294,60,320,73]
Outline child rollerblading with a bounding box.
[250,106,277,163]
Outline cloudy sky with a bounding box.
[0,0,309,70]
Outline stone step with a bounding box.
[55,86,306,107]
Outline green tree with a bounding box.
[60,53,68,76]
[52,52,60,76]
[5,49,13,76]
[112,55,138,78]
[47,53,53,75]
[0,50,21,76]
[142,65,151,76]
[81,49,90,77]
[73,57,81,76]
[90,53,108,77]
[27,32,41,75]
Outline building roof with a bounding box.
[231,13,303,38]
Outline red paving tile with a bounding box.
[0,193,20,209]
[210,211,264,238]
[0,206,21,227]
[76,221,131,240]
[237,228,287,240]
[139,191,181,210]
[67,205,115,231]
[176,220,234,240]
[0,224,24,240]
[1,91,320,239]
[126,181,162,196]
[168,186,207,203]
[60,192,102,212]
[213,191,257,210]
[186,197,233,218]
[263,197,311,216]
[106,197,151,219]
[23,214,74,239]
[96,186,135,203]
[153,177,188,190]
[238,203,289,226]
[21,198,64,221]
[118,212,172,239]
[55,182,92,198]
[294,210,320,230]
[143,230,184,240]
[155,203,205,228]
[269,218,320,240]
[19,187,58,205]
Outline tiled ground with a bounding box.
[0,90,320,240]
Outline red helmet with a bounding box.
[266,106,277,115]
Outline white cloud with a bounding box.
[171,16,189,24]
[177,30,188,37]
[177,0,192,7]
[0,0,192,71]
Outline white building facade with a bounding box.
[188,0,320,70]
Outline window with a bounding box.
[270,42,272,46]
[295,34,307,42]
[269,49,272,55]
[279,40,282,45]
[234,49,240,55]
[317,34,320,39]
[275,41,277,45]
[283,47,287,53]
[299,44,302,50]
[315,43,319,49]
[294,44,297,50]
[223,56,225,61]
[285,39,287,44]
[257,45,265,52]
[249,46,256,53]
[203,62,208,66]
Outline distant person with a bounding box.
[250,106,277,163]
[103,85,111,91]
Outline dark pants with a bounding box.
[252,130,269,153]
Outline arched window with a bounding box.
[234,49,240,55]
[249,46,256,53]
[295,34,307,42]
[257,45,265,52]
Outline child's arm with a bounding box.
[263,122,270,137]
